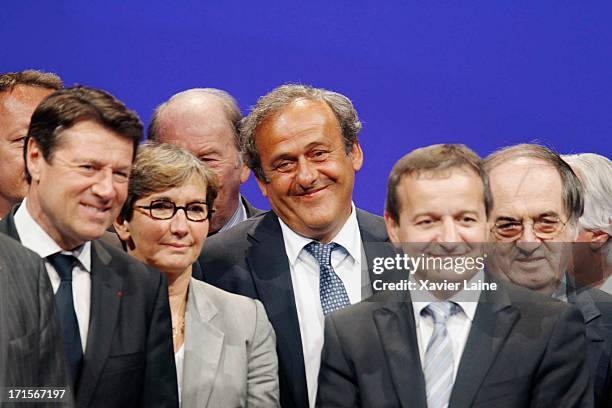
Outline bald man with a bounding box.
[148,89,262,236]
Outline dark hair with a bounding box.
[483,143,584,223]
[241,83,362,182]
[118,142,218,222]
[386,144,491,222]
[0,69,63,93]
[25,85,143,182]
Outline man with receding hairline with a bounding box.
[486,144,612,407]
[199,84,389,408]
[148,88,262,237]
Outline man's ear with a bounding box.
[578,228,610,249]
[384,211,401,246]
[240,164,251,184]
[255,174,269,198]
[26,138,43,182]
[349,141,364,172]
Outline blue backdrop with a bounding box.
[3,1,611,214]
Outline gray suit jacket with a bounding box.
[181,278,279,408]
[0,232,72,405]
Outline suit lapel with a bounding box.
[373,294,427,408]
[76,241,122,407]
[182,280,224,408]
[355,209,392,292]
[0,206,22,240]
[449,280,519,407]
[246,212,307,408]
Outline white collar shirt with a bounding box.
[411,270,483,382]
[14,198,92,352]
[278,203,363,408]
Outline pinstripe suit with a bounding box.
[0,232,71,401]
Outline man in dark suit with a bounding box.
[199,84,387,408]
[148,88,262,235]
[0,233,71,404]
[485,144,612,407]
[317,144,592,407]
[0,86,178,407]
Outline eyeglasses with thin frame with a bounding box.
[491,215,568,242]
[136,199,213,222]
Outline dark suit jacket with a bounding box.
[0,210,178,408]
[0,232,72,405]
[317,278,593,408]
[242,195,264,218]
[198,209,388,408]
[568,282,612,407]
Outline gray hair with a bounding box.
[0,69,63,93]
[562,153,612,264]
[483,143,584,224]
[241,83,362,182]
[148,88,242,151]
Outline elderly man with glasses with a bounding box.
[485,144,612,407]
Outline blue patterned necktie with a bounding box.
[304,241,351,315]
[421,301,460,408]
[47,253,83,387]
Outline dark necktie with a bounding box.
[304,241,351,315]
[47,253,83,386]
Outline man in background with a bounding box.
[0,70,63,218]
[148,88,261,236]
[562,153,612,293]
[485,144,612,407]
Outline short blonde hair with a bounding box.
[119,142,218,221]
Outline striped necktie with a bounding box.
[422,301,459,408]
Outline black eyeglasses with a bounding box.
[491,216,568,242]
[136,200,213,222]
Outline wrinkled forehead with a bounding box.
[489,157,566,218]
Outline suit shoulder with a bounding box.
[192,278,259,312]
[94,239,163,283]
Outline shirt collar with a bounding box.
[14,198,92,272]
[411,269,483,327]
[219,195,248,233]
[278,202,361,266]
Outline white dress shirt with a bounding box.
[411,270,483,382]
[14,199,92,351]
[278,203,364,408]
[219,196,248,233]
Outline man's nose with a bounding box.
[91,169,116,199]
[437,218,460,253]
[295,158,317,188]
[516,222,542,254]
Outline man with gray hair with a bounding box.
[485,144,612,407]
[199,84,388,408]
[148,88,261,236]
[0,69,63,218]
[562,153,612,293]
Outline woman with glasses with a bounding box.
[114,142,279,408]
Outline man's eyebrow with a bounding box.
[537,211,562,218]
[494,216,519,222]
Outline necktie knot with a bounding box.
[304,241,338,267]
[48,253,78,281]
[423,301,459,325]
